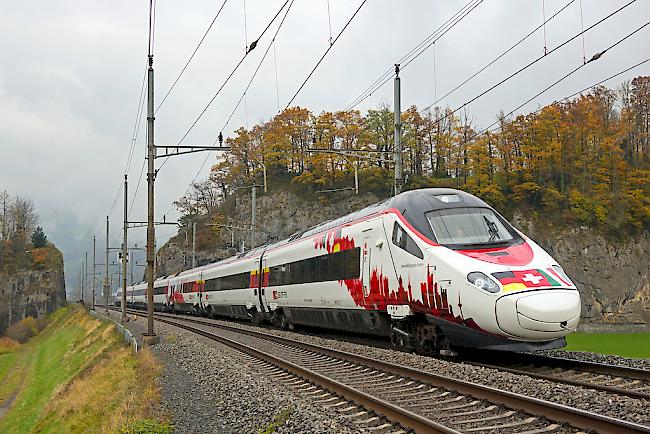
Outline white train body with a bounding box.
[116,188,581,351]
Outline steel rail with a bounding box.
[462,357,650,401]
[491,352,650,382]
[120,307,650,434]
[137,311,457,433]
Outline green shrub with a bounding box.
[5,317,38,343]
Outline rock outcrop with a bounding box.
[0,246,66,334]
[513,217,650,324]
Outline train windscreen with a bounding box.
[426,207,518,247]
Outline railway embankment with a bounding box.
[112,308,650,431]
[0,305,170,433]
[108,309,365,433]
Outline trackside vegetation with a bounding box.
[0,305,172,433]
[563,332,650,359]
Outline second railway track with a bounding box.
[461,351,650,401]
[116,307,650,434]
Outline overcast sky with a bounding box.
[1,0,648,296]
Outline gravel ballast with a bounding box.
[107,311,365,433]
[202,316,650,427]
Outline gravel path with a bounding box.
[203,317,650,427]
[107,311,365,433]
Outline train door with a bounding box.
[360,217,387,308]
[249,254,268,320]
[384,219,426,304]
[198,271,205,310]
[259,254,270,316]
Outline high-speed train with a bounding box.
[115,188,581,353]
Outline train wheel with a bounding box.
[251,309,263,326]
[271,310,289,330]
[390,321,417,352]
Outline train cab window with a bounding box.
[426,207,518,248]
[392,222,424,259]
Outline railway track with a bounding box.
[115,307,649,433]
[462,351,650,401]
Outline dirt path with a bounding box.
[0,354,29,420]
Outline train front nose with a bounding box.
[495,290,581,340]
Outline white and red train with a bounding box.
[115,188,581,352]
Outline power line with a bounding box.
[346,0,483,110]
[158,0,291,173]
[221,0,295,133]
[284,0,368,109]
[155,0,230,113]
[88,0,157,248]
[124,66,148,175]
[425,0,638,129]
[424,0,576,111]
[482,20,649,132]
[162,0,296,219]
[347,0,480,110]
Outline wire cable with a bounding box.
[155,0,230,113]
[157,0,291,173]
[424,0,638,128]
[346,0,483,110]
[423,0,576,111]
[162,0,296,219]
[284,0,368,109]
[481,20,649,133]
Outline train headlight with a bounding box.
[552,265,574,286]
[467,272,500,293]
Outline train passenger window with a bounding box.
[392,223,424,259]
[267,247,361,286]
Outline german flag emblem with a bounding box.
[491,269,565,292]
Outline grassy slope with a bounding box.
[563,332,650,358]
[0,306,170,433]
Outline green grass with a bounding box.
[562,332,650,359]
[0,305,167,433]
[0,352,19,384]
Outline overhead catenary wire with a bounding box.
[124,65,148,175]
[422,0,638,128]
[424,0,576,112]
[95,0,156,250]
[157,0,291,173]
[284,0,368,109]
[347,0,481,110]
[439,56,650,174]
[155,0,230,114]
[345,0,484,110]
[221,0,295,133]
[161,0,296,219]
[480,20,649,133]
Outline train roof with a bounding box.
[292,188,488,242]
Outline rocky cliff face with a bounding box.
[157,190,650,324]
[0,248,66,334]
[513,217,650,324]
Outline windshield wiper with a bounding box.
[483,216,500,242]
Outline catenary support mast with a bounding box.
[104,216,109,313]
[394,64,402,195]
[144,50,159,345]
[122,174,128,322]
[92,235,96,310]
